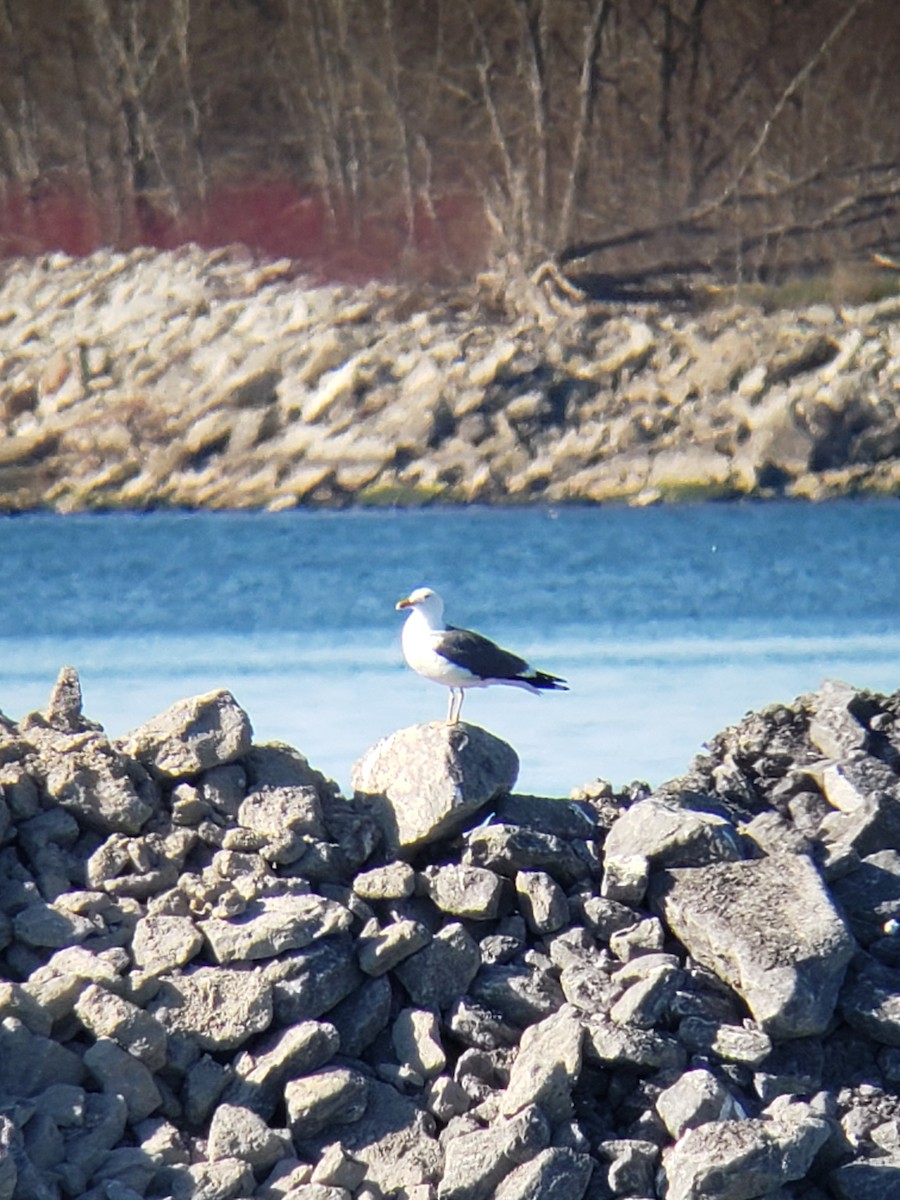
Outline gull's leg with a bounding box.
[456,689,465,723]
[446,689,456,723]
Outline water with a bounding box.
[1,501,898,795]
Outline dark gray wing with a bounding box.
[435,625,530,680]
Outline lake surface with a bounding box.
[1,501,898,795]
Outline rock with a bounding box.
[41,735,154,834]
[420,864,507,919]
[610,963,679,1028]
[598,1138,658,1197]
[357,917,432,975]
[285,1066,369,1139]
[469,960,565,1027]
[0,1117,16,1200]
[393,1008,446,1078]
[74,983,168,1069]
[0,1019,85,1096]
[659,1100,831,1200]
[841,958,900,1046]
[678,1017,773,1065]
[131,913,204,972]
[354,861,416,900]
[656,1068,741,1139]
[267,934,362,1023]
[603,793,742,873]
[149,965,273,1050]
[808,680,870,759]
[464,825,589,886]
[493,1147,593,1200]
[118,689,252,778]
[352,722,518,853]
[199,893,352,964]
[439,1104,550,1200]
[83,1038,163,1123]
[302,1079,441,1194]
[828,1159,900,1199]
[206,1102,286,1168]
[585,1016,686,1073]
[237,785,325,862]
[227,1019,340,1117]
[515,871,569,934]
[652,854,855,1038]
[394,922,481,1009]
[326,974,392,1056]
[498,1007,584,1121]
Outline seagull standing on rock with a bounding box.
[396,586,568,723]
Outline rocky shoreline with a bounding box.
[0,246,899,512]
[2,667,900,1198]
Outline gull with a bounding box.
[395,586,568,723]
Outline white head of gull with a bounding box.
[395,586,568,723]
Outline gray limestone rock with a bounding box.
[393,1007,446,1078]
[75,983,168,1069]
[83,1038,163,1123]
[659,1100,831,1200]
[326,974,393,1057]
[237,785,325,863]
[148,965,273,1051]
[439,1104,551,1200]
[301,1079,442,1194]
[12,899,98,948]
[420,863,507,920]
[585,1016,686,1073]
[354,860,416,900]
[598,1139,657,1198]
[59,1092,128,1195]
[499,1007,584,1121]
[352,722,518,853]
[515,870,569,934]
[394,922,481,1009]
[163,1157,255,1200]
[604,794,742,874]
[493,1147,593,1200]
[285,1066,369,1139]
[42,737,153,834]
[830,850,900,945]
[678,1016,773,1065]
[118,689,252,778]
[464,824,589,886]
[0,1117,15,1200]
[267,934,362,1023]
[206,1102,286,1168]
[199,893,352,964]
[469,960,564,1027]
[808,680,870,759]
[227,1019,340,1117]
[652,854,855,1038]
[828,1159,900,1199]
[357,917,432,975]
[841,957,900,1046]
[131,913,204,972]
[656,1068,741,1140]
[0,1019,85,1097]
[610,963,679,1029]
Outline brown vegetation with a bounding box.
[0,0,898,284]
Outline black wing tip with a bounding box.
[528,672,569,691]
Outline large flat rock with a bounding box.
[651,854,855,1038]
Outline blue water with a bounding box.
[1,501,898,794]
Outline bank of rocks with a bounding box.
[0,247,899,511]
[3,667,900,1199]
